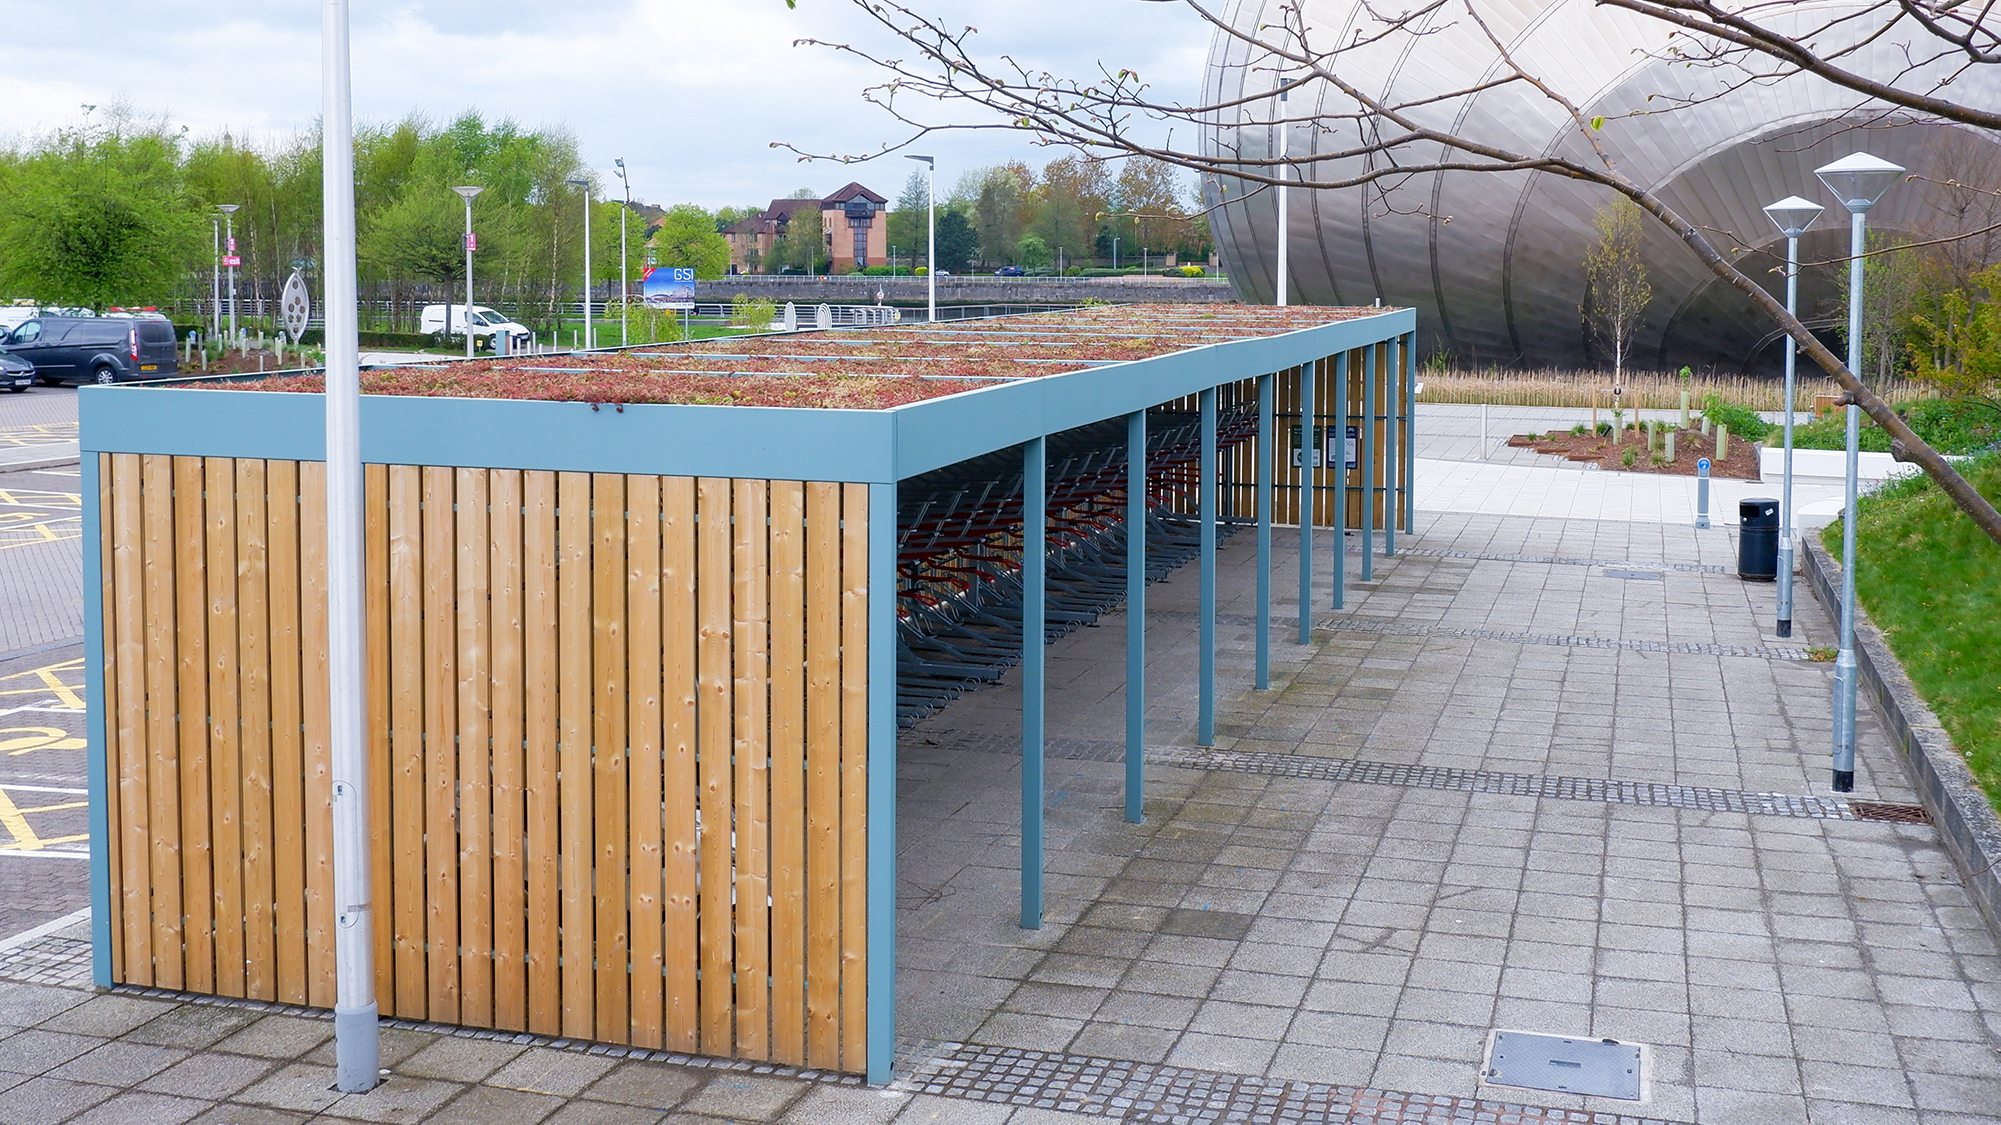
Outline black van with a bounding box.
[4,316,178,385]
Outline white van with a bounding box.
[419,304,532,351]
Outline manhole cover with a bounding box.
[1850,801,1932,824]
[1602,568,1663,581]
[1483,1030,1645,1101]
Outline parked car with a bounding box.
[0,350,34,392]
[5,315,177,384]
[419,304,533,351]
[993,265,1025,277]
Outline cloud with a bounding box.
[0,0,1211,208]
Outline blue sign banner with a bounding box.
[641,267,696,310]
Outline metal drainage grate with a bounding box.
[1483,1030,1645,1101]
[1602,569,1663,581]
[1850,801,1933,824]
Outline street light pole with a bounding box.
[321,0,378,1094]
[566,179,593,349]
[1814,152,1904,794]
[210,215,221,339]
[218,204,241,341]
[1112,236,1120,271]
[906,154,936,323]
[1277,87,1288,306]
[615,158,631,347]
[452,186,483,359]
[1762,196,1823,641]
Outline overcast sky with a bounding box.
[0,0,1212,209]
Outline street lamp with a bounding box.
[1814,151,1904,794]
[566,179,593,349]
[1276,87,1289,306]
[452,186,483,359]
[1112,236,1120,271]
[905,154,935,323]
[210,213,222,340]
[1762,195,1823,641]
[614,158,631,347]
[217,204,241,341]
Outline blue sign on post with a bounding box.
[1697,457,1711,471]
[641,267,696,310]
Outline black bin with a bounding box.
[1738,497,1779,580]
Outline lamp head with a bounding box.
[1762,196,1823,238]
[905,154,934,168]
[452,185,484,203]
[216,203,240,215]
[565,178,590,192]
[1814,152,1905,214]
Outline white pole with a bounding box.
[224,212,239,340]
[1834,205,1865,792]
[1276,89,1289,307]
[584,190,593,349]
[1779,230,1799,634]
[210,218,220,340]
[322,0,378,1094]
[927,163,936,323]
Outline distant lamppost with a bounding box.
[217,204,241,340]
[615,158,631,347]
[1276,87,1289,306]
[1112,236,1120,271]
[905,154,936,323]
[1814,151,1904,794]
[1762,195,1823,641]
[452,186,483,359]
[210,213,223,339]
[566,179,594,349]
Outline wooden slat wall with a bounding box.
[1219,348,1405,528]
[99,456,870,1073]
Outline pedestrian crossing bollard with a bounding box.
[1696,457,1712,528]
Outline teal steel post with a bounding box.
[83,454,111,987]
[1361,344,1375,581]
[865,480,898,1085]
[1296,362,1315,644]
[1125,410,1146,823]
[1256,373,1273,689]
[1198,387,1217,746]
[1384,338,1399,556]
[1332,352,1347,611]
[1403,332,1418,533]
[1022,436,1046,928]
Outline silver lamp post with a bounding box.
[1813,151,1904,794]
[906,155,935,322]
[217,204,241,341]
[1112,236,1120,271]
[1761,196,1823,641]
[615,158,631,347]
[321,0,378,1094]
[1276,88,1289,306]
[210,214,222,339]
[566,179,593,349]
[452,186,483,359]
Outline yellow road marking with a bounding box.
[0,834,85,851]
[0,787,41,850]
[0,727,86,754]
[1,660,84,711]
[15,800,85,814]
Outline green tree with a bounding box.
[971,164,1031,267]
[649,204,731,279]
[1582,197,1652,382]
[363,189,467,286]
[0,112,204,310]
[769,204,827,273]
[1014,232,1052,271]
[935,208,977,272]
[888,169,928,256]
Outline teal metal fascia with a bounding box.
[80,386,898,483]
[885,309,1413,479]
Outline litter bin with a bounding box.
[1738,497,1778,580]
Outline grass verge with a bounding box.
[1826,451,2001,812]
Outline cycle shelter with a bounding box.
[78,304,1416,1085]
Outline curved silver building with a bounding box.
[1202,0,2001,371]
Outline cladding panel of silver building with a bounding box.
[1202,0,2001,370]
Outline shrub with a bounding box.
[1570,423,1589,436]
[1621,446,1639,468]
[1700,392,1772,441]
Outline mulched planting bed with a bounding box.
[173,304,1393,409]
[1506,427,1762,479]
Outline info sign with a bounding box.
[280,271,312,343]
[641,267,696,310]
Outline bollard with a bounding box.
[1696,457,1712,528]
[1717,422,1729,461]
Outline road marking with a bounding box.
[0,727,86,755]
[0,785,86,795]
[2,659,83,711]
[0,849,86,860]
[0,786,42,850]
